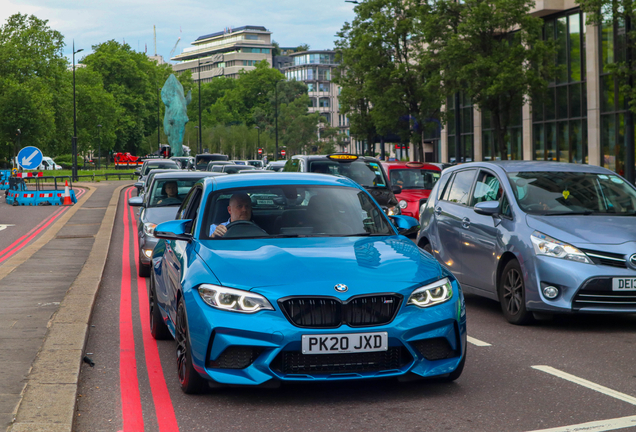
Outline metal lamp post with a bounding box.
[97,124,102,170]
[255,126,261,158]
[72,41,84,181]
[274,79,284,161]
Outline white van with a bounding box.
[39,156,62,170]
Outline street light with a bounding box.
[97,124,102,170]
[274,79,284,160]
[196,57,215,154]
[72,41,84,181]
[254,125,261,158]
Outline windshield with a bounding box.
[148,178,201,207]
[143,163,177,176]
[196,155,228,170]
[308,160,388,188]
[204,185,394,239]
[389,169,440,190]
[508,171,636,215]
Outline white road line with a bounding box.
[525,415,636,432]
[467,336,491,346]
[532,365,636,406]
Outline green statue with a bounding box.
[161,74,191,157]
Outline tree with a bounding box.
[335,0,444,160]
[0,14,68,160]
[427,0,556,160]
[296,43,310,52]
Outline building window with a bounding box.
[319,97,330,108]
[309,97,317,108]
[322,113,331,124]
[533,11,587,164]
[319,82,329,92]
[482,108,523,160]
[318,68,331,81]
[307,83,315,92]
[599,8,633,175]
[447,93,474,162]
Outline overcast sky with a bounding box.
[1,0,356,62]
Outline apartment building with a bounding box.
[281,50,351,150]
[171,26,274,82]
[437,1,635,178]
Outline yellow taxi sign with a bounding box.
[328,154,358,161]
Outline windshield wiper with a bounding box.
[542,210,594,216]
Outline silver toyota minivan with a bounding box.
[417,161,636,324]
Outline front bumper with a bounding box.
[182,284,467,386]
[526,253,636,313]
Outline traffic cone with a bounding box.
[62,180,73,206]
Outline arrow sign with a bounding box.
[17,146,43,170]
[0,224,15,232]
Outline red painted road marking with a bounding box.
[0,188,86,264]
[120,187,145,431]
[129,197,180,431]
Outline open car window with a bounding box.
[202,185,395,240]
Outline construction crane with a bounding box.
[170,37,181,58]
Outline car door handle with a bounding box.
[434,206,442,216]
[462,217,471,229]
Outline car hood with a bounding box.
[142,206,180,224]
[526,214,636,245]
[396,189,431,203]
[196,237,444,295]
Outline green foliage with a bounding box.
[296,44,310,52]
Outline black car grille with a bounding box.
[579,249,627,268]
[279,295,402,328]
[411,337,458,361]
[271,346,412,375]
[572,278,636,310]
[207,346,264,369]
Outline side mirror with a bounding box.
[391,185,402,195]
[128,196,143,207]
[134,182,143,189]
[389,215,420,237]
[134,168,141,176]
[154,220,193,242]
[474,201,500,216]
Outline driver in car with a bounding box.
[210,193,254,238]
[156,181,181,206]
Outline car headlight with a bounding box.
[398,200,408,209]
[197,284,274,314]
[386,205,401,216]
[143,222,157,237]
[407,277,453,308]
[531,231,591,264]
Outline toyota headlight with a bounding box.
[398,200,408,209]
[143,222,157,237]
[531,231,591,264]
[198,284,274,314]
[386,205,401,216]
[407,278,453,308]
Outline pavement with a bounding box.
[0,181,132,432]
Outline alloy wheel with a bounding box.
[503,268,523,315]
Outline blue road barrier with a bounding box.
[5,175,77,206]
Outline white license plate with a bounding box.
[301,332,388,355]
[612,277,636,291]
[257,199,274,205]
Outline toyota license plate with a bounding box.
[612,277,636,291]
[301,332,388,354]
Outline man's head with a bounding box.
[228,193,252,222]
[164,181,178,197]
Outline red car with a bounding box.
[381,161,441,219]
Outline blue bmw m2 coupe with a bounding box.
[150,172,466,393]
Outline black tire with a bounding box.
[441,347,466,382]
[175,299,205,394]
[138,254,150,277]
[149,274,171,340]
[498,260,533,325]
[423,243,433,255]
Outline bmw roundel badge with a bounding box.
[334,284,348,293]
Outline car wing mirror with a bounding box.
[154,220,193,242]
[389,215,420,236]
[128,196,143,207]
[474,201,500,216]
[391,185,402,195]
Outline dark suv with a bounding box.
[283,154,401,215]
